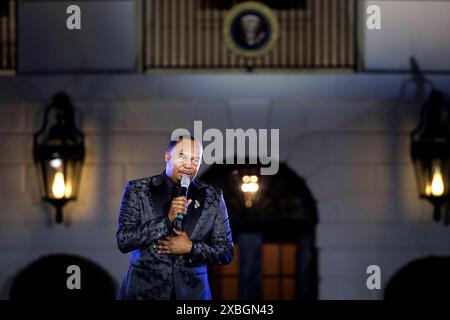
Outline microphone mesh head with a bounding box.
[181,176,191,188]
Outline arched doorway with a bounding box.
[200,162,319,300]
[9,253,117,299]
[384,256,450,300]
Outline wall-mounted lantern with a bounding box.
[33,92,85,224]
[411,90,450,224]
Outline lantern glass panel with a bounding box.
[36,156,82,201]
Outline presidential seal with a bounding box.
[223,1,279,58]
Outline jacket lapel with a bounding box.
[148,173,166,219]
[149,182,166,219]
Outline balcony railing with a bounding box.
[143,0,357,71]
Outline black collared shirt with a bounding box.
[162,172,180,236]
[161,172,195,268]
[162,170,195,248]
[163,171,182,201]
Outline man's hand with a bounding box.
[154,229,193,255]
[168,196,192,222]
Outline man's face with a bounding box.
[165,139,203,183]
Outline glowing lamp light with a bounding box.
[241,175,259,193]
[49,158,62,169]
[52,172,66,199]
[430,167,445,197]
[51,172,73,199]
[240,175,260,208]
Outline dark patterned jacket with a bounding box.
[116,172,234,300]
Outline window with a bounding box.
[262,243,297,299]
[208,242,299,299]
[209,243,240,299]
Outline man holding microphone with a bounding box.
[116,135,234,300]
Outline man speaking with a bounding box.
[116,136,234,300]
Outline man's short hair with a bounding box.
[167,135,201,152]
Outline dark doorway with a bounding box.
[9,253,117,299]
[200,162,319,300]
[384,255,450,300]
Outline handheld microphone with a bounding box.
[174,175,190,230]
